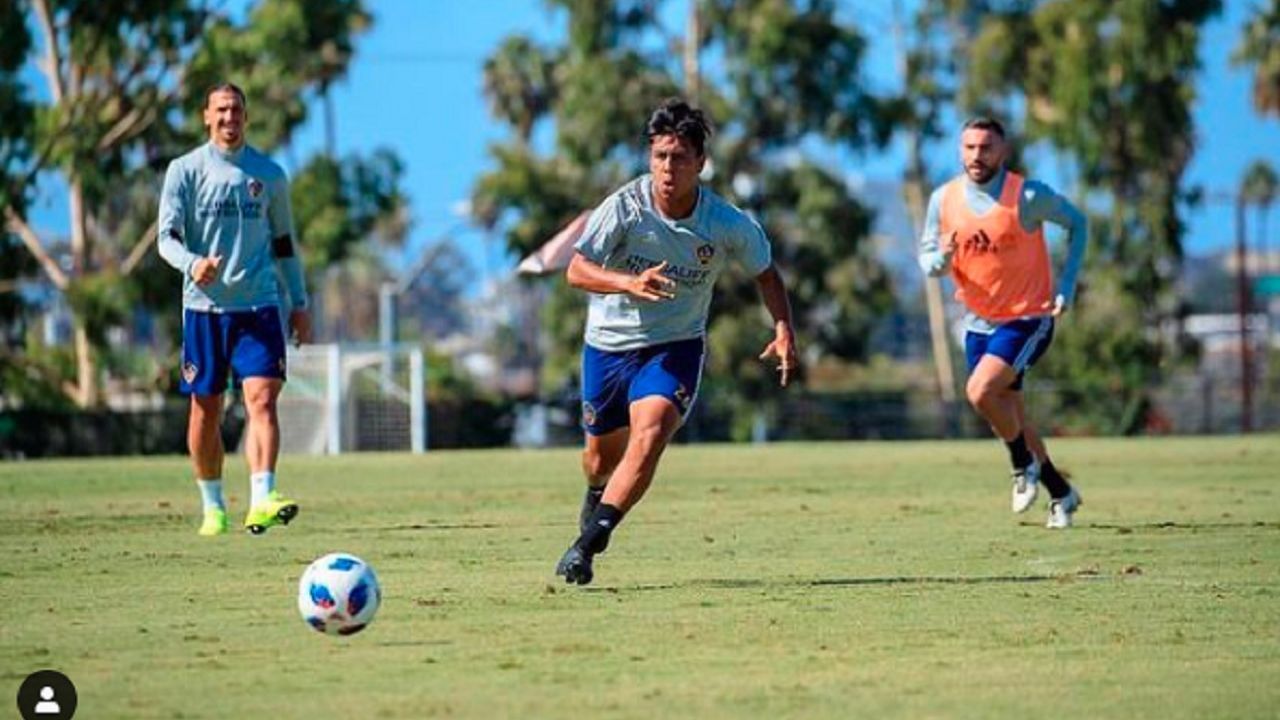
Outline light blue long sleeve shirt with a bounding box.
[158,142,308,312]
[918,167,1087,333]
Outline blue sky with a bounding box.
[24,1,1280,287]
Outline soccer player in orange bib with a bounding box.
[919,117,1087,528]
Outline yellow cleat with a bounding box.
[198,507,229,536]
[243,492,299,535]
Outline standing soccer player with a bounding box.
[919,117,1087,528]
[158,83,311,536]
[555,99,799,585]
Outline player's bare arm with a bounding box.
[566,253,676,301]
[754,264,798,387]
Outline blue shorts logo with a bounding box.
[581,402,597,426]
[674,383,690,410]
[182,361,198,384]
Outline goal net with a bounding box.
[277,343,426,454]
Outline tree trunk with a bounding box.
[1236,195,1253,433]
[893,0,957,431]
[903,174,959,421]
[73,322,96,408]
[69,175,97,407]
[69,177,87,272]
[323,86,336,158]
[684,2,701,103]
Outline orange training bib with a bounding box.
[939,172,1053,321]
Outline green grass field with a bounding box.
[2,437,1278,719]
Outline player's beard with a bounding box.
[967,163,996,184]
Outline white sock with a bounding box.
[250,471,276,505]
[197,478,225,511]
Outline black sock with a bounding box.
[1005,433,1033,470]
[1040,460,1071,499]
[579,486,605,529]
[576,503,624,555]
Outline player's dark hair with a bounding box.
[203,82,247,109]
[962,116,1005,138]
[646,98,712,156]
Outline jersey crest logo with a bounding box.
[581,402,598,427]
[247,178,264,198]
[182,361,199,384]
[696,244,715,266]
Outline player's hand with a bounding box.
[1050,293,1067,318]
[759,323,798,388]
[191,255,222,286]
[942,231,958,258]
[289,308,313,346]
[628,261,677,301]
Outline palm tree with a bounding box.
[1235,0,1280,118]
[481,37,557,143]
[1234,160,1278,433]
[296,0,372,156]
[1241,160,1278,269]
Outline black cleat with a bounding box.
[555,545,594,586]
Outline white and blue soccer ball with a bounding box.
[297,552,381,636]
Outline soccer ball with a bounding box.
[297,552,381,636]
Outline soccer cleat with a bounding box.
[243,491,299,535]
[1046,487,1082,529]
[198,507,228,536]
[555,545,594,586]
[1011,460,1041,513]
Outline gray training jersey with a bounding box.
[157,142,308,312]
[575,175,773,351]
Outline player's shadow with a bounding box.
[584,573,1094,594]
[1017,520,1279,532]
[806,574,1072,588]
[344,522,503,532]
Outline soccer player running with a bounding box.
[555,99,799,585]
[158,83,311,536]
[919,117,1087,529]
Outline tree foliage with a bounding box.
[932,0,1221,432]
[1235,0,1280,118]
[291,148,408,274]
[0,1,35,338]
[2,0,396,406]
[473,0,897,433]
[186,0,371,151]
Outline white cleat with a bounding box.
[1046,487,1082,529]
[1011,460,1041,513]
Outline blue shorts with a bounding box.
[580,337,706,436]
[180,307,286,396]
[965,316,1054,391]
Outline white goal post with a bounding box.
[278,343,427,455]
